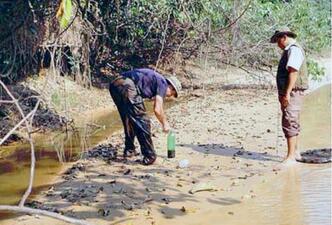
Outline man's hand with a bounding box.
[281,66,298,108]
[162,122,170,133]
[280,93,290,108]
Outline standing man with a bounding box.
[270,28,309,164]
[109,68,181,165]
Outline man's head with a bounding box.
[165,76,182,98]
[270,27,297,50]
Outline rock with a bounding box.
[64,163,85,175]
[86,144,118,161]
[108,179,117,184]
[98,208,111,217]
[191,90,204,98]
[231,180,240,186]
[162,197,171,204]
[241,194,251,199]
[121,200,134,210]
[26,200,61,213]
[124,169,131,175]
[143,196,153,203]
[180,206,197,213]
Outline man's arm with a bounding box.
[281,67,298,107]
[154,95,170,132]
[286,67,298,93]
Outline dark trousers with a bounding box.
[109,77,155,158]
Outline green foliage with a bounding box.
[59,0,73,29]
[307,59,325,81]
[0,0,330,83]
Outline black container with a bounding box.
[167,150,175,158]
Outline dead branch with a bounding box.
[213,0,253,34]
[0,206,92,225]
[155,11,171,70]
[0,108,36,146]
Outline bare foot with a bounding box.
[273,157,298,171]
[281,157,298,165]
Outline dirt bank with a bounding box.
[0,84,66,144]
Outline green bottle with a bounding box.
[167,130,176,158]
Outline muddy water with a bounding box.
[0,108,121,205]
[0,100,173,205]
[179,84,331,225]
[225,84,331,225]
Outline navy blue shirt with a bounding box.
[121,68,168,99]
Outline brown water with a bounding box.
[0,108,121,205]
[171,84,331,225]
[0,100,176,205]
[188,84,331,225]
[236,84,331,225]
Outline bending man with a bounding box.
[109,68,181,165]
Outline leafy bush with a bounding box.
[307,59,325,81]
[0,0,330,83]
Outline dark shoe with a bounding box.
[142,155,157,165]
[124,149,139,158]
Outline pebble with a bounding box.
[178,159,190,168]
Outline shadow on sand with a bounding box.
[180,143,282,162]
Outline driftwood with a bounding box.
[0,80,93,225]
[0,206,92,225]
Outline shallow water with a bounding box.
[227,84,331,225]
[0,99,173,206]
[0,107,122,205]
[180,84,331,225]
[228,163,331,225]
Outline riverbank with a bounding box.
[0,58,330,225]
[0,85,289,225]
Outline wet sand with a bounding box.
[0,86,289,225]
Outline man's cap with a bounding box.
[270,27,297,43]
[165,76,182,98]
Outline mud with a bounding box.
[0,84,67,144]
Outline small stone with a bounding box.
[124,169,131,175]
[162,197,171,204]
[98,208,110,217]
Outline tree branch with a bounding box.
[0,206,92,225]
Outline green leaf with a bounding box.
[59,0,73,28]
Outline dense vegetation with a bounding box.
[0,0,330,84]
